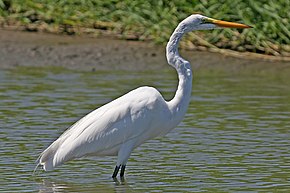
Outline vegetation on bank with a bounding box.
[0,0,289,57]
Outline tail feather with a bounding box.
[38,139,64,171]
[36,106,106,171]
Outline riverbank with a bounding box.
[0,29,289,74]
[1,1,289,58]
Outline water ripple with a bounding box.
[0,68,290,192]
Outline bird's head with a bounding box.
[180,14,252,32]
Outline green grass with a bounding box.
[0,0,289,56]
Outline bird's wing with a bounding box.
[39,86,166,171]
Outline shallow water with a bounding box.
[1,65,290,192]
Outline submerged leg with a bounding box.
[112,165,120,178]
[120,165,126,177]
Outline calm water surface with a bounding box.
[1,65,290,192]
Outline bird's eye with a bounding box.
[201,18,211,24]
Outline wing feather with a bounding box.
[39,86,165,171]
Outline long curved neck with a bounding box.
[166,22,193,125]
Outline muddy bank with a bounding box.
[0,29,289,72]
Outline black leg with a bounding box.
[112,165,120,178]
[120,165,126,177]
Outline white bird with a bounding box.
[37,14,251,178]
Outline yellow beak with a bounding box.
[206,18,252,28]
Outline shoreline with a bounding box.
[0,29,289,73]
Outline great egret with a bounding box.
[37,14,251,178]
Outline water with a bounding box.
[1,65,290,192]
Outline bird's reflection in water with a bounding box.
[113,177,134,193]
[113,176,126,185]
[38,180,69,193]
[37,178,133,193]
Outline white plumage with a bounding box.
[37,14,250,178]
[39,86,188,172]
